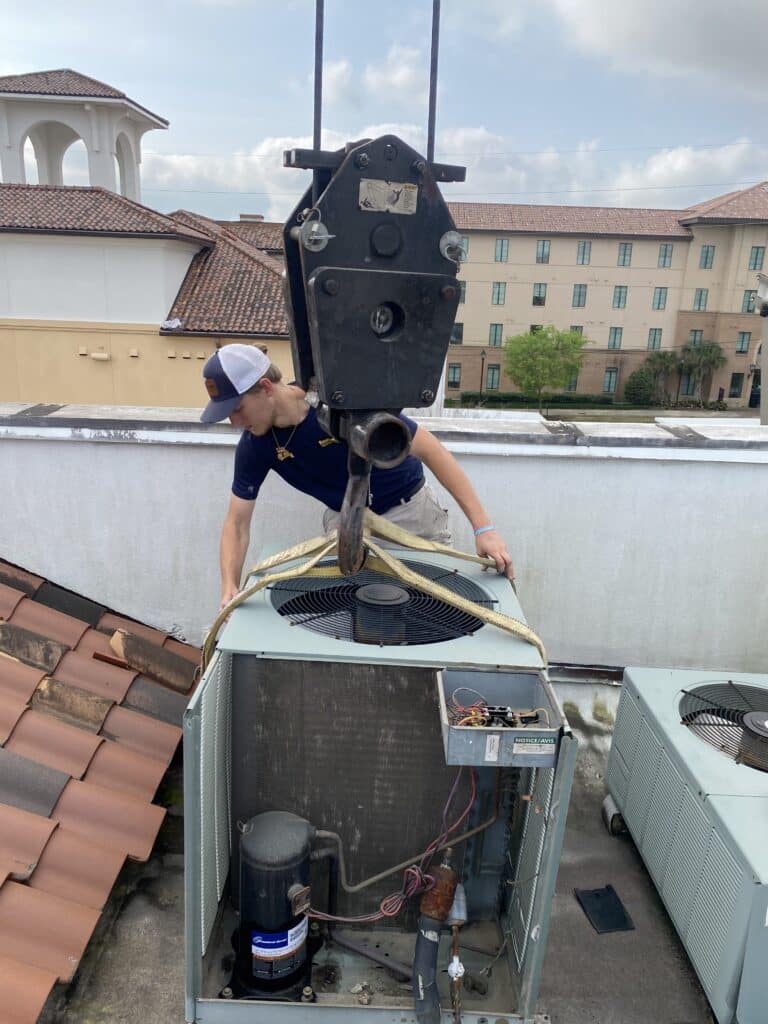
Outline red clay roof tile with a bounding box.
[0,622,68,673]
[0,952,57,1024]
[10,597,88,648]
[0,879,100,982]
[217,219,284,252]
[0,583,25,620]
[0,69,166,126]
[53,650,136,703]
[448,201,693,239]
[31,675,113,732]
[0,746,69,818]
[163,636,202,665]
[0,562,43,597]
[29,827,125,911]
[101,704,181,765]
[53,779,166,861]
[83,740,167,802]
[0,656,46,702]
[0,689,28,745]
[76,627,120,660]
[0,804,57,881]
[122,675,189,728]
[97,612,168,646]
[5,709,103,778]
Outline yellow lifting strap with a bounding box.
[201,510,547,671]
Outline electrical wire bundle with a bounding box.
[447,686,550,729]
[308,766,477,924]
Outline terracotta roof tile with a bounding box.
[163,636,202,665]
[0,582,25,620]
[0,688,28,744]
[0,747,69,817]
[5,709,103,778]
[33,581,106,627]
[680,180,768,224]
[84,741,167,802]
[0,953,57,1024]
[31,676,113,733]
[449,201,692,239]
[53,779,166,861]
[0,879,100,982]
[0,656,45,703]
[166,211,289,336]
[101,704,181,765]
[76,627,119,660]
[0,69,166,126]
[217,219,285,253]
[9,597,88,648]
[52,649,136,702]
[0,804,57,881]
[0,562,43,596]
[123,674,189,728]
[97,612,168,646]
[29,827,125,911]
[0,184,211,243]
[0,622,67,673]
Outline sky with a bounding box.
[2,0,768,222]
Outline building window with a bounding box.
[699,244,715,269]
[742,289,757,314]
[572,283,587,307]
[736,331,751,354]
[494,238,509,262]
[652,286,668,310]
[693,288,708,311]
[658,243,673,268]
[459,236,469,260]
[447,363,461,388]
[688,329,703,347]
[532,283,547,306]
[612,285,627,309]
[458,280,466,304]
[680,372,696,396]
[570,325,584,334]
[617,242,633,267]
[576,240,591,265]
[648,328,662,350]
[566,372,579,392]
[536,239,550,264]
[491,282,506,305]
[729,372,744,398]
[450,322,463,344]
[608,326,623,350]
[748,245,765,271]
[603,367,618,394]
[486,364,500,390]
[488,323,503,346]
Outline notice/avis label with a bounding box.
[359,179,418,214]
[251,917,308,961]
[512,736,556,756]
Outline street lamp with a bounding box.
[479,348,486,406]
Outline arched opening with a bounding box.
[61,138,88,186]
[24,121,83,186]
[115,131,139,200]
[23,138,38,184]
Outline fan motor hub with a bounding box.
[354,583,410,608]
[742,711,768,739]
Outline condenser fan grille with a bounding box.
[680,681,768,771]
[269,558,495,645]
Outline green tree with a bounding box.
[624,367,655,406]
[680,341,727,405]
[643,350,681,404]
[504,326,588,411]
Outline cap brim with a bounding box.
[200,395,241,423]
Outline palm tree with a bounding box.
[643,350,681,404]
[680,342,727,406]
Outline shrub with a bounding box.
[623,368,655,406]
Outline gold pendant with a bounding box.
[318,437,340,447]
[276,447,294,461]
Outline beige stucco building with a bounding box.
[448,185,768,406]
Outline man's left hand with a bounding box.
[475,529,515,579]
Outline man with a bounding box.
[200,344,514,609]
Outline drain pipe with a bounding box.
[413,849,457,1024]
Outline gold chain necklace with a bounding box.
[272,424,299,461]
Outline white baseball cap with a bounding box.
[200,344,271,422]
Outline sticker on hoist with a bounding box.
[251,917,308,960]
[359,178,418,214]
[485,734,500,762]
[512,736,556,756]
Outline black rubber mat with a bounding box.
[574,884,635,933]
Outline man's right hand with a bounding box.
[219,585,240,611]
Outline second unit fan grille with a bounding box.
[680,681,768,772]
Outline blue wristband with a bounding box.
[474,525,495,536]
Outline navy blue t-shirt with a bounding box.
[232,408,424,514]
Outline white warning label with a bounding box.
[485,734,500,762]
[512,736,556,756]
[359,179,418,214]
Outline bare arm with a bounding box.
[219,494,256,608]
[409,427,514,578]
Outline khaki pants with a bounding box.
[322,482,452,545]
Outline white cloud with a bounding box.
[443,0,527,40]
[363,45,429,108]
[306,59,353,107]
[550,0,768,95]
